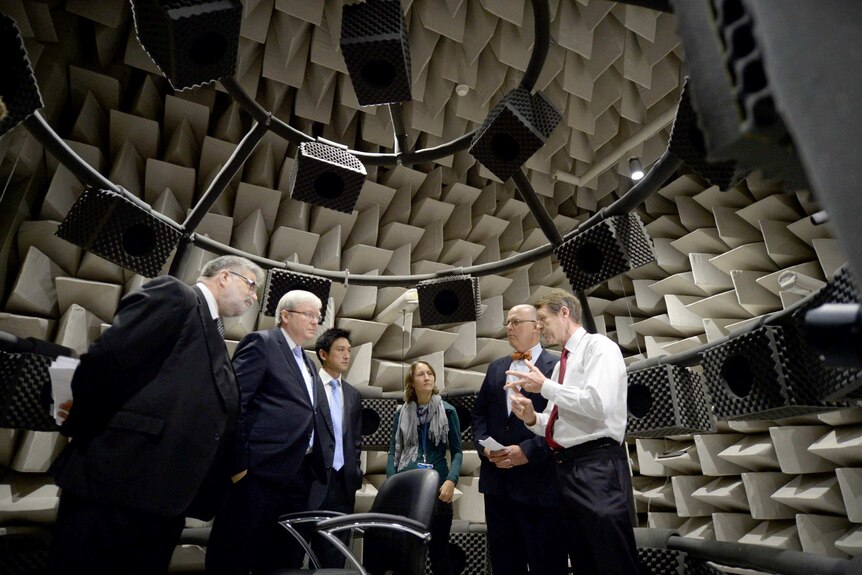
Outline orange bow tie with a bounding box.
[511,351,532,361]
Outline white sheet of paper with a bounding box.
[48,356,80,425]
[478,436,508,452]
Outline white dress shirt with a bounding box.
[506,342,544,416]
[527,327,628,446]
[318,368,345,413]
[195,282,219,321]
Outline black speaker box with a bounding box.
[360,397,400,450]
[469,87,562,182]
[626,364,715,439]
[0,12,43,136]
[0,352,57,431]
[130,0,242,91]
[340,0,412,106]
[417,275,481,327]
[56,187,182,278]
[262,269,332,320]
[554,213,655,293]
[288,142,366,214]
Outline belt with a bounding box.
[553,437,621,464]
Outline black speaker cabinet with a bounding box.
[360,397,400,451]
[287,142,366,214]
[626,365,715,439]
[668,80,748,191]
[444,392,477,450]
[340,0,412,106]
[0,12,43,136]
[262,269,332,321]
[417,275,481,327]
[56,187,182,278]
[130,0,242,91]
[669,3,807,189]
[426,527,490,575]
[637,547,685,575]
[790,265,862,401]
[0,352,57,431]
[701,325,843,421]
[554,213,655,293]
[469,86,562,182]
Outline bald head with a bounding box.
[505,304,540,353]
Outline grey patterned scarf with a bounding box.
[394,394,449,471]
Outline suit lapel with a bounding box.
[275,329,314,409]
[193,287,237,410]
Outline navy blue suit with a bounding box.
[207,328,328,574]
[472,350,569,575]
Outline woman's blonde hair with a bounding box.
[404,361,440,403]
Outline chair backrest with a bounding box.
[363,469,439,575]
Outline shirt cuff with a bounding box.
[541,379,561,401]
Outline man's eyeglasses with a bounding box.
[504,319,538,327]
[287,310,322,324]
[226,270,257,291]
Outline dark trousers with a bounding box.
[483,493,569,575]
[206,460,313,574]
[310,468,357,568]
[428,499,453,575]
[555,443,639,575]
[48,490,185,575]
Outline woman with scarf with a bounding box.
[387,360,462,575]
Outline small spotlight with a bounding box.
[628,157,645,181]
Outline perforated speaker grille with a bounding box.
[701,325,842,420]
[627,365,715,438]
[288,142,366,214]
[130,0,242,91]
[637,547,685,575]
[417,275,482,327]
[360,398,400,450]
[0,352,58,431]
[0,13,42,136]
[56,187,182,278]
[469,87,562,182]
[262,269,332,320]
[426,530,490,575]
[554,213,655,293]
[340,0,411,105]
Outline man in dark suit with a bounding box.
[471,304,568,575]
[309,327,363,568]
[206,289,328,574]
[48,255,262,575]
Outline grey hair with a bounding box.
[535,288,582,324]
[276,290,323,326]
[197,256,263,283]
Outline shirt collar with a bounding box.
[319,368,339,385]
[196,282,219,320]
[564,326,587,355]
[280,327,300,350]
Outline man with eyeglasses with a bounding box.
[470,304,569,575]
[48,255,262,575]
[207,290,329,574]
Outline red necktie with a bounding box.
[545,348,568,450]
[510,351,532,361]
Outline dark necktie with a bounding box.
[510,351,532,361]
[216,316,225,338]
[545,348,568,450]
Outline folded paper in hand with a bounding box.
[48,356,79,425]
[478,436,507,452]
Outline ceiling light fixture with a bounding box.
[629,157,645,181]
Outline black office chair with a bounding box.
[271,468,440,575]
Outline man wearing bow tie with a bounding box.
[471,304,568,575]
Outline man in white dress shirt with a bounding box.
[506,288,638,575]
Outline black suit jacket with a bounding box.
[230,328,327,487]
[309,377,363,511]
[471,349,560,507]
[51,276,239,520]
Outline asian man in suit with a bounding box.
[309,327,363,568]
[206,290,328,574]
[471,304,569,575]
[49,255,262,575]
